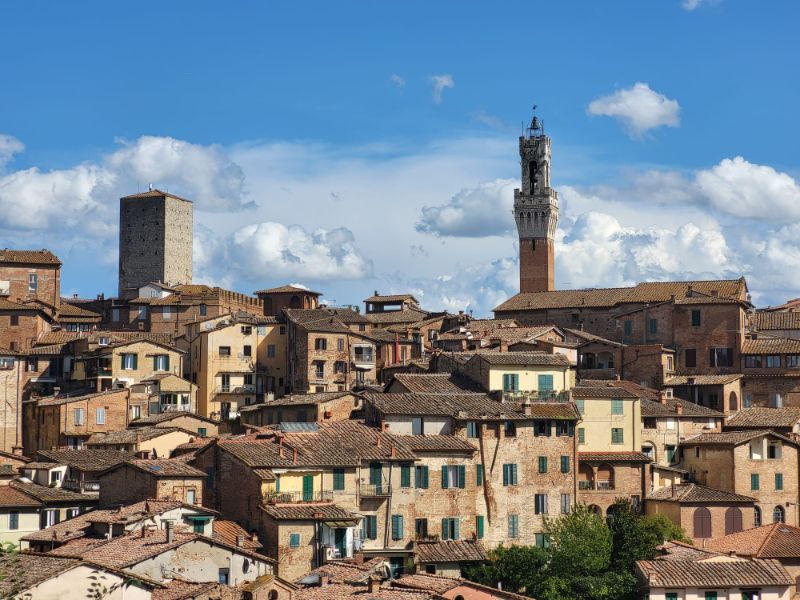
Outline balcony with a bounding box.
[265,490,333,504]
[578,480,615,492]
[360,483,392,497]
[63,479,100,493]
[160,404,192,413]
[501,390,572,403]
[214,385,256,395]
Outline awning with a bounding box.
[323,520,359,527]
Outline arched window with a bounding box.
[754,506,762,527]
[289,295,301,309]
[729,391,738,412]
[725,507,743,534]
[588,504,602,516]
[693,507,712,538]
[268,591,279,600]
[774,505,786,524]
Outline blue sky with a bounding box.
[1,1,799,315]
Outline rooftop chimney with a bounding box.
[675,403,684,415]
[375,434,382,448]
[279,446,285,459]
[659,391,668,405]
[367,575,381,594]
[728,550,737,558]
[166,521,174,543]
[390,445,397,458]
[292,447,298,464]
[236,535,245,547]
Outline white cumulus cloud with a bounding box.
[588,83,680,138]
[429,74,454,104]
[0,134,24,170]
[416,178,516,237]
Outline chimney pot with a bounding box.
[166,521,175,543]
[659,391,668,405]
[675,402,683,415]
[376,434,382,447]
[279,446,285,459]
[236,535,245,547]
[390,445,396,458]
[729,550,736,557]
[368,575,381,594]
[614,374,621,381]
[292,447,298,464]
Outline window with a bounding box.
[217,566,230,585]
[243,345,252,357]
[400,464,411,488]
[131,405,141,420]
[508,514,519,538]
[535,420,550,437]
[534,494,548,515]
[751,473,760,491]
[364,516,378,540]
[441,465,466,489]
[611,399,624,415]
[774,505,786,524]
[96,407,105,425]
[40,509,58,528]
[334,361,346,374]
[8,511,18,530]
[28,273,38,292]
[153,355,170,371]
[504,421,516,437]
[415,518,428,538]
[137,305,148,320]
[197,427,207,437]
[9,315,18,326]
[333,468,345,491]
[476,515,484,539]
[725,507,743,535]
[561,493,571,514]
[267,344,276,358]
[754,506,762,527]
[710,347,733,367]
[411,417,423,435]
[466,421,478,438]
[766,355,781,368]
[315,338,327,351]
[744,355,762,368]
[666,594,678,600]
[391,514,404,540]
[50,470,61,484]
[535,533,550,549]
[666,445,676,463]
[415,466,429,489]
[578,427,585,445]
[476,464,484,485]
[611,428,624,444]
[199,304,207,316]
[337,338,344,351]
[691,310,701,326]
[575,399,585,414]
[560,456,570,473]
[280,326,286,335]
[776,473,784,490]
[26,357,38,372]
[74,408,85,425]
[538,456,548,474]
[111,308,120,321]
[193,519,205,534]
[502,464,518,486]
[693,507,712,538]
[667,355,674,371]
[537,374,554,391]
[441,518,460,540]
[502,373,519,392]
[162,306,172,320]
[787,354,800,367]
[741,592,761,600]
[556,421,573,437]
[643,418,657,430]
[187,489,196,504]
[314,361,324,379]
[704,594,718,600]
[623,320,633,336]
[648,318,658,334]
[685,349,697,368]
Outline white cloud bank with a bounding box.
[588,83,680,138]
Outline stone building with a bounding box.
[256,284,321,316]
[238,391,361,427]
[98,459,205,507]
[363,293,432,330]
[679,430,800,527]
[739,336,800,408]
[0,249,62,311]
[0,299,53,352]
[0,348,23,455]
[86,426,195,458]
[514,112,558,294]
[118,189,194,299]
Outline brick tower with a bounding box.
[514,110,558,293]
[118,188,194,298]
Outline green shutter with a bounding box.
[458,465,466,489]
[538,456,547,473]
[561,456,570,473]
[751,473,760,491]
[120,354,126,370]
[333,468,345,491]
[453,518,460,540]
[302,475,314,501]
[612,399,623,414]
[502,464,509,486]
[422,466,429,489]
[367,516,378,540]
[441,466,449,489]
[289,533,300,548]
[132,354,138,370]
[578,428,585,444]
[476,464,483,486]
[576,399,584,414]
[400,465,411,488]
[369,463,382,486]
[441,518,449,540]
[538,374,554,391]
[391,515,403,540]
[476,515,484,539]
[776,473,784,490]
[512,374,519,391]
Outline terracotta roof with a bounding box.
[563,329,622,348]
[392,435,476,453]
[247,391,353,408]
[57,302,102,320]
[0,485,43,507]
[0,554,80,597]
[295,583,436,599]
[468,350,571,367]
[752,311,800,331]
[365,308,430,325]
[640,398,724,418]
[261,503,358,522]
[130,411,217,426]
[726,407,800,429]
[285,309,353,333]
[121,188,193,202]
[495,278,747,313]
[579,451,652,462]
[254,284,322,295]
[571,385,639,399]
[655,540,722,561]
[35,389,127,407]
[299,557,389,585]
[363,392,580,421]
[9,480,97,504]
[153,580,219,600]
[388,374,478,394]
[636,558,792,587]
[393,574,531,599]
[36,449,135,472]
[741,336,800,354]
[87,426,186,446]
[682,429,796,447]
[108,459,205,478]
[664,374,742,386]
[415,539,486,563]
[365,294,418,303]
[0,297,44,312]
[706,523,800,558]
[212,519,262,550]
[0,248,61,265]
[647,483,755,504]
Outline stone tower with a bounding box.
[118,189,194,298]
[514,111,558,293]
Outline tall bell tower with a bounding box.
[515,109,558,293]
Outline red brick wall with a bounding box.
[0,263,61,309]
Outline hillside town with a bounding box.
[3,117,800,600]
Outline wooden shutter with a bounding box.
[441,518,449,540]
[693,507,711,538]
[441,466,449,489]
[400,465,410,488]
[453,518,460,540]
[502,464,509,486]
[458,465,466,489]
[476,515,484,539]
[725,507,742,534]
[476,464,483,485]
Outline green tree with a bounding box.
[462,544,547,595]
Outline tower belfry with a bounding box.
[514,107,558,293]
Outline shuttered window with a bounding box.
[365,516,378,540]
[391,515,404,540]
[537,374,554,391]
[560,456,570,473]
[415,466,429,489]
[333,468,345,491]
[400,464,411,488]
[693,507,712,538]
[776,473,784,490]
[475,515,484,539]
[476,464,484,486]
[538,456,548,474]
[751,473,760,491]
[502,464,518,486]
[724,507,743,535]
[508,514,519,538]
[611,428,624,444]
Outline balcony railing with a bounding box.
[578,480,593,491]
[160,404,192,413]
[578,480,615,491]
[501,390,572,403]
[360,483,392,497]
[264,490,333,504]
[63,479,100,493]
[214,385,256,395]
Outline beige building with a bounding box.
[87,426,195,459]
[189,312,287,420]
